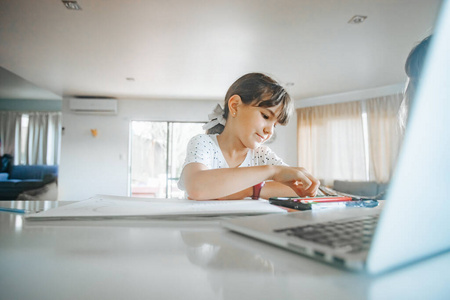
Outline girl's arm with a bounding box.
[216,181,297,200]
[181,163,319,200]
[261,181,299,198]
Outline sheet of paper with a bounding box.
[25,194,287,220]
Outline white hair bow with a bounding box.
[202,104,226,130]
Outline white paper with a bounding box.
[25,194,287,220]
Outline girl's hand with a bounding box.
[272,166,320,197]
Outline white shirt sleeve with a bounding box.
[178,134,223,191]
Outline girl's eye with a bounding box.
[261,113,269,119]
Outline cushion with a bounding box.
[9,165,58,180]
[0,173,9,180]
[0,154,13,173]
[0,180,16,187]
[333,180,378,197]
[16,181,58,200]
[377,183,390,198]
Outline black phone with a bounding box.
[268,197,312,210]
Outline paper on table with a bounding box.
[25,194,287,220]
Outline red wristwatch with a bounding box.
[252,181,266,200]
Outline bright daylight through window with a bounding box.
[130,121,204,198]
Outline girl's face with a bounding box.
[234,102,282,149]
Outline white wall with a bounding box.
[59,98,298,200]
[295,83,404,108]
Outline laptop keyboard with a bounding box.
[274,214,380,254]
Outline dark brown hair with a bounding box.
[207,73,293,134]
[405,36,432,81]
[399,35,432,132]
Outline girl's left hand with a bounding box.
[272,166,320,197]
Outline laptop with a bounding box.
[222,0,450,275]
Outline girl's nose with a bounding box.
[264,124,274,135]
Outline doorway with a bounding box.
[129,121,204,198]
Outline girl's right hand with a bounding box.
[272,166,320,197]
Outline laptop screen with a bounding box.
[367,0,450,273]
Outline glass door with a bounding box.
[130,121,204,198]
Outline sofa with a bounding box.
[332,180,389,199]
[0,164,58,200]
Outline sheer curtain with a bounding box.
[297,101,366,186]
[0,111,61,165]
[25,112,62,165]
[365,94,403,183]
[0,111,21,159]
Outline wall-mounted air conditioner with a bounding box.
[69,98,118,115]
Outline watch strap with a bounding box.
[252,181,266,200]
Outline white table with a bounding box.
[1,200,449,300]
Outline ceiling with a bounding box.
[0,0,442,102]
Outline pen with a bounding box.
[269,197,379,211]
[310,202,347,209]
[275,196,378,204]
[0,207,27,214]
[271,196,352,203]
[311,200,379,210]
[299,196,353,203]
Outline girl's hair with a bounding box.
[405,35,432,83]
[207,73,293,134]
[399,36,432,133]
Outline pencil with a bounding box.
[0,207,27,214]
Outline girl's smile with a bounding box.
[256,133,264,143]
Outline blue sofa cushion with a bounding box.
[9,165,58,181]
[0,173,8,181]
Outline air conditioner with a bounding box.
[69,98,118,115]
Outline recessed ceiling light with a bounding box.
[348,15,367,24]
[62,1,82,10]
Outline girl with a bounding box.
[178,73,320,200]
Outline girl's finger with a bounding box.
[294,177,319,197]
[292,181,309,197]
[299,169,320,196]
[295,171,313,191]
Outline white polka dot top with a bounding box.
[177,134,287,191]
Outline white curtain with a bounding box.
[365,94,403,183]
[0,111,61,165]
[25,112,62,165]
[297,101,366,186]
[0,111,21,158]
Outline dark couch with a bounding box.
[0,165,58,200]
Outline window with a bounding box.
[129,121,205,198]
[19,114,29,165]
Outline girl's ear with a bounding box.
[228,95,242,117]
